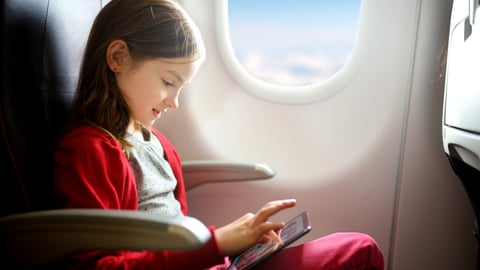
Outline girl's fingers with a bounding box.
[254,199,297,226]
[214,199,296,256]
[252,199,296,244]
[267,229,283,244]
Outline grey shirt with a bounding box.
[125,128,183,217]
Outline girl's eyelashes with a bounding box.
[163,79,174,87]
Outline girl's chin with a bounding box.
[145,121,155,128]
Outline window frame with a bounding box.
[214,0,362,104]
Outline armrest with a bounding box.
[0,209,211,268]
[182,161,276,190]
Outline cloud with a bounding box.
[240,50,351,86]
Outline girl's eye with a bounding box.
[163,79,174,87]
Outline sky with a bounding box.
[228,0,361,86]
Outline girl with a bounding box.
[53,0,384,269]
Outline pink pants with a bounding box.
[211,232,384,270]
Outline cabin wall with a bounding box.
[391,0,476,269]
[156,0,476,269]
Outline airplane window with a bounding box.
[227,0,361,87]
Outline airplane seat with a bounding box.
[443,0,480,269]
[0,0,276,268]
[0,0,79,218]
[0,0,213,268]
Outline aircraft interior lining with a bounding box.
[1,0,479,269]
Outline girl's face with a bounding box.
[116,57,202,129]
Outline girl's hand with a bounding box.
[214,199,297,256]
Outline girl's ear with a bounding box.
[106,40,129,73]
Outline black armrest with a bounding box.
[0,209,211,268]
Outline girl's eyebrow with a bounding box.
[166,70,186,85]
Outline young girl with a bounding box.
[53,0,385,269]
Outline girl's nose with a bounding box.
[165,91,180,109]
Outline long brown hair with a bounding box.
[64,0,204,150]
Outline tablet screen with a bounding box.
[230,211,311,270]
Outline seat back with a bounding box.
[443,0,480,267]
[443,0,480,209]
[0,0,105,217]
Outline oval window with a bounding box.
[227,0,361,87]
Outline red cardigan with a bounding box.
[54,124,224,269]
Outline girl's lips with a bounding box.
[152,108,161,118]
[152,108,168,119]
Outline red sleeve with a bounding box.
[151,129,188,215]
[54,125,224,269]
[54,125,138,210]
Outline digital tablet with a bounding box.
[229,211,312,270]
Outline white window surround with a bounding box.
[214,0,362,105]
